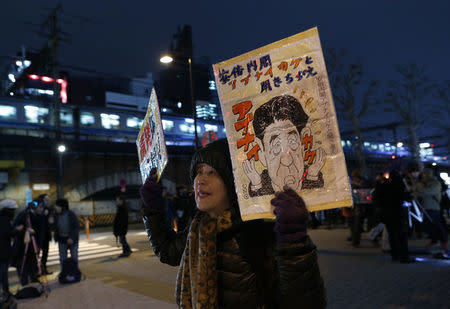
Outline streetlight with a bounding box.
[57,143,66,199]
[160,54,199,150]
[57,144,66,153]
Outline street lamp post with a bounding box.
[57,144,66,199]
[160,55,199,150]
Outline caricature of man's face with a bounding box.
[261,119,304,191]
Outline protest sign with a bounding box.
[136,87,168,183]
[213,27,352,221]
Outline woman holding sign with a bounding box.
[140,139,326,308]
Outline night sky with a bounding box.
[1,0,450,154]
[1,0,449,81]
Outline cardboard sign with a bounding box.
[213,27,352,221]
[136,87,168,183]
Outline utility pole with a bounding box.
[41,4,64,198]
[43,4,62,141]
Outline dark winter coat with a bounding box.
[10,209,43,268]
[53,209,80,243]
[0,215,13,263]
[143,206,327,309]
[113,205,129,237]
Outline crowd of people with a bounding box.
[1,142,448,308]
[0,196,80,302]
[338,165,449,263]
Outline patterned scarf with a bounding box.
[175,210,233,309]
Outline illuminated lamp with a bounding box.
[41,76,54,83]
[57,79,68,104]
[29,74,39,80]
[391,155,396,159]
[160,55,173,64]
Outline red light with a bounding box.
[391,155,396,159]
[431,144,434,148]
[366,196,371,201]
[41,76,54,83]
[27,74,68,103]
[58,79,68,104]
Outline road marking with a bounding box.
[8,241,138,272]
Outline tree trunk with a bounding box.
[407,123,422,170]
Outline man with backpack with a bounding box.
[52,199,80,271]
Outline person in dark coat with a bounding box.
[173,184,195,232]
[0,199,22,295]
[12,200,43,286]
[113,195,131,257]
[36,194,53,274]
[381,170,414,263]
[140,139,327,308]
[53,199,80,271]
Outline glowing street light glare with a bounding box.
[160,55,173,64]
[57,145,66,153]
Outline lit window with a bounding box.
[126,117,143,129]
[101,113,120,129]
[80,112,95,127]
[185,118,194,123]
[60,109,73,126]
[162,120,174,132]
[24,105,49,124]
[0,105,17,121]
[204,124,218,132]
[179,123,194,134]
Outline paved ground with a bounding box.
[8,224,450,308]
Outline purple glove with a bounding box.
[271,187,309,244]
[139,168,163,216]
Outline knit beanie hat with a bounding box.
[190,139,241,222]
[55,198,69,210]
[0,199,18,210]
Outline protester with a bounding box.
[140,139,327,308]
[113,195,131,257]
[172,184,195,232]
[381,170,414,263]
[12,200,43,285]
[402,165,423,238]
[0,199,23,296]
[349,170,368,247]
[36,194,53,274]
[367,173,387,247]
[53,199,80,271]
[414,168,448,256]
[161,186,176,230]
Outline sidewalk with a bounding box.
[11,226,450,309]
